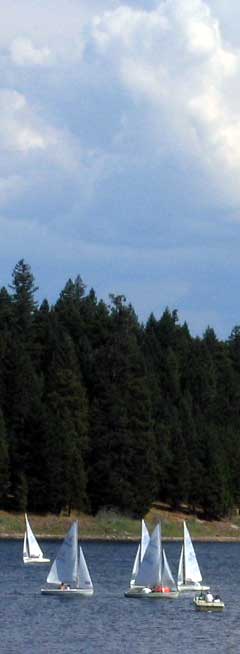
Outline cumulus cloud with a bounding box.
[0,1,107,69]
[92,0,240,205]
[10,37,51,66]
[0,89,52,152]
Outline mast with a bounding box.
[183,522,186,584]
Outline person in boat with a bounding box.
[198,591,206,601]
[206,591,214,602]
[60,582,70,591]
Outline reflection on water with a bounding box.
[0,540,239,654]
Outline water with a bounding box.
[0,540,239,654]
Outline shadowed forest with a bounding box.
[0,259,240,521]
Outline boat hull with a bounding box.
[24,557,50,564]
[178,583,210,592]
[41,587,94,597]
[125,587,179,599]
[194,598,224,611]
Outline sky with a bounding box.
[1,0,240,339]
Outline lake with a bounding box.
[0,540,239,653]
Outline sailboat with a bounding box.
[177,521,209,592]
[125,523,179,598]
[23,514,50,564]
[130,519,150,588]
[41,521,94,596]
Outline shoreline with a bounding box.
[1,505,240,542]
[1,533,240,542]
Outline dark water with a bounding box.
[0,540,239,654]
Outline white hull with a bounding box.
[24,556,50,564]
[194,597,224,611]
[178,583,210,592]
[125,586,179,599]
[41,587,94,597]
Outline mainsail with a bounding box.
[134,523,161,588]
[24,514,43,559]
[178,521,202,585]
[130,519,150,586]
[47,521,78,585]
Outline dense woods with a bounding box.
[0,259,240,519]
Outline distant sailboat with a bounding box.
[125,523,178,598]
[23,514,50,564]
[177,521,209,592]
[41,521,94,596]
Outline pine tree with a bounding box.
[44,330,89,514]
[88,295,157,516]
[0,409,9,504]
[9,259,38,333]
[5,260,40,508]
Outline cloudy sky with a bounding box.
[1,0,240,338]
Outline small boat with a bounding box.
[41,521,94,597]
[194,592,224,611]
[23,514,50,564]
[177,521,209,592]
[125,523,179,599]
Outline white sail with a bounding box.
[25,514,43,558]
[130,545,140,587]
[47,521,78,585]
[78,547,93,590]
[141,520,150,561]
[23,531,28,559]
[177,546,184,586]
[134,523,161,588]
[183,521,202,583]
[130,520,150,587]
[162,549,177,590]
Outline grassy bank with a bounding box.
[1,503,240,541]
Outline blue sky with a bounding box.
[1,0,240,338]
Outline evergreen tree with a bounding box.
[88,295,157,516]
[44,331,89,514]
[0,409,9,504]
[9,259,38,333]
[5,260,40,508]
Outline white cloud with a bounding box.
[16,127,46,152]
[92,1,240,206]
[0,1,107,69]
[0,89,52,153]
[92,5,168,51]
[10,37,51,66]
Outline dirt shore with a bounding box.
[1,504,240,541]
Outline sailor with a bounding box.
[206,591,214,602]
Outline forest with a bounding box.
[0,259,240,520]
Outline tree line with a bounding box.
[0,259,240,519]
